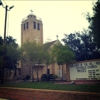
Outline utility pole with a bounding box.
[4,5,8,44]
[1,5,8,84]
[0,0,14,84]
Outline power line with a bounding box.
[2,0,7,5]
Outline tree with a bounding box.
[21,41,45,81]
[52,44,75,64]
[86,0,100,47]
[43,41,56,81]
[0,36,3,66]
[51,44,75,81]
[34,44,45,81]
[0,36,21,84]
[43,50,55,81]
[6,42,21,83]
[62,30,100,61]
[6,36,21,70]
[0,36,3,80]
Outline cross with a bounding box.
[30,9,33,14]
[34,36,39,44]
[56,35,59,40]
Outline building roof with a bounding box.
[43,40,57,50]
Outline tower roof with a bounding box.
[22,14,42,22]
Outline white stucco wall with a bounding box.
[69,60,100,80]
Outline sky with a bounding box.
[0,0,96,45]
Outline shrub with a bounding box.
[25,75,30,80]
[41,74,47,81]
[48,74,58,80]
[41,74,58,81]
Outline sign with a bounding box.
[70,61,100,72]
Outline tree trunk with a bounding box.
[14,69,16,83]
[31,68,34,82]
[46,65,49,82]
[32,71,34,82]
[61,65,63,81]
[36,64,39,82]
[36,72,39,81]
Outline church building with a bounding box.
[20,11,100,82]
[20,12,67,80]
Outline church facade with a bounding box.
[20,13,67,80]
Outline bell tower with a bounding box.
[21,11,43,45]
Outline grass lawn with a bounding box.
[0,81,100,93]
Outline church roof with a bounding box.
[43,40,57,50]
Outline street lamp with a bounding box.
[9,5,14,10]
[1,0,14,84]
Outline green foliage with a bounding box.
[41,74,47,81]
[43,40,59,67]
[0,45,3,67]
[52,44,75,65]
[86,0,100,47]
[21,41,45,81]
[0,36,20,70]
[21,41,45,65]
[48,74,58,80]
[0,36,20,82]
[0,36,3,68]
[62,30,100,61]
[5,36,21,69]
[43,50,55,67]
